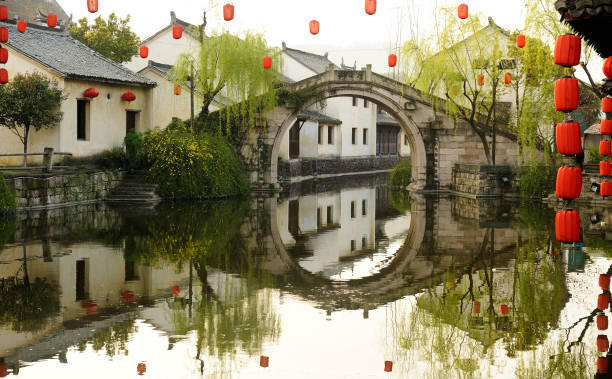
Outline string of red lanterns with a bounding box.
[597,272,611,375]
[0,2,7,84]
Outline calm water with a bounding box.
[1,174,611,378]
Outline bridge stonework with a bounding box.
[244,65,519,192]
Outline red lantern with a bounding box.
[87,0,98,13]
[598,315,609,330]
[603,97,612,113]
[604,56,612,80]
[601,140,611,156]
[500,304,509,315]
[137,363,146,375]
[121,92,136,102]
[598,335,609,352]
[555,210,580,243]
[0,6,7,21]
[0,48,7,64]
[0,27,7,43]
[555,122,582,156]
[83,88,99,98]
[139,46,148,58]
[477,75,484,86]
[384,361,393,372]
[601,161,611,177]
[260,356,269,368]
[602,181,612,197]
[173,25,183,39]
[388,54,397,68]
[47,14,58,28]
[554,34,581,67]
[504,72,512,84]
[602,119,612,135]
[0,363,6,377]
[365,0,377,15]
[172,285,180,295]
[262,56,272,69]
[516,34,526,48]
[223,4,235,21]
[0,68,8,84]
[599,357,610,374]
[555,166,582,200]
[598,293,610,310]
[120,290,135,304]
[309,20,320,35]
[17,20,27,33]
[473,301,481,314]
[601,274,611,290]
[554,77,579,112]
[458,4,468,19]
[174,84,181,95]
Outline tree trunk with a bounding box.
[22,125,29,168]
[190,66,195,134]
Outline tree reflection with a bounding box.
[77,317,138,358]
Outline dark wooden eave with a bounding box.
[555,0,612,58]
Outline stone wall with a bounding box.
[278,156,405,181]
[3,171,123,210]
[451,164,519,198]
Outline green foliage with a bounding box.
[0,277,60,332]
[0,72,65,154]
[124,132,145,170]
[0,214,16,251]
[519,163,555,198]
[586,145,611,163]
[0,174,16,214]
[389,161,412,187]
[143,128,248,198]
[79,317,137,358]
[95,147,127,169]
[390,189,412,213]
[68,13,140,63]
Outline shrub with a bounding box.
[124,132,145,170]
[143,129,249,198]
[389,160,412,187]
[586,145,611,163]
[0,173,16,214]
[95,147,127,169]
[519,163,555,198]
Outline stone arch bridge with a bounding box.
[247,64,519,191]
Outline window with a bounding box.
[362,199,367,216]
[364,99,368,108]
[76,259,87,300]
[362,237,367,249]
[77,99,89,141]
[326,206,333,224]
[404,134,409,146]
[363,129,368,145]
[352,128,357,145]
[352,97,357,107]
[328,126,334,144]
[125,261,139,281]
[351,240,356,251]
[318,126,323,145]
[351,201,355,218]
[317,207,321,226]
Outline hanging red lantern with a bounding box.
[555,166,582,200]
[137,363,146,375]
[601,161,612,177]
[120,290,135,304]
[555,122,582,156]
[174,84,181,95]
[365,0,377,15]
[384,361,393,372]
[601,274,611,290]
[223,4,235,21]
[604,56,612,80]
[172,25,183,39]
[598,315,609,330]
[598,335,609,352]
[602,119,612,135]
[599,357,610,374]
[0,6,7,21]
[309,20,320,35]
[0,363,7,377]
[554,77,579,112]
[473,301,481,314]
[458,4,468,19]
[260,356,269,368]
[555,210,580,243]
[603,97,612,113]
[500,304,509,315]
[602,181,612,197]
[83,88,99,98]
[0,27,7,43]
[262,56,272,69]
[598,293,610,310]
[172,285,180,295]
[477,75,484,86]
[388,54,397,68]
[0,68,8,84]
[601,140,611,156]
[504,72,512,84]
[516,34,526,48]
[17,20,27,33]
[87,0,98,13]
[0,48,7,64]
[121,92,136,102]
[47,14,58,28]
[554,34,581,67]
[139,46,148,58]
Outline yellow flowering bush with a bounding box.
[143,129,248,198]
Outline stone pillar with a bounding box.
[43,147,55,173]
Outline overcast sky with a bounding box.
[56,0,603,79]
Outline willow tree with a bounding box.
[173,30,282,138]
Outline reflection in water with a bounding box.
[0,177,611,378]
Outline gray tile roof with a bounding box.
[2,21,155,87]
[282,43,338,74]
[377,110,399,126]
[2,0,69,26]
[297,110,342,125]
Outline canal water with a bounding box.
[0,173,610,378]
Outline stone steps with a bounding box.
[105,173,161,204]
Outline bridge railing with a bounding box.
[0,147,72,173]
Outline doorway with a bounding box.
[289,123,300,159]
[126,110,138,135]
